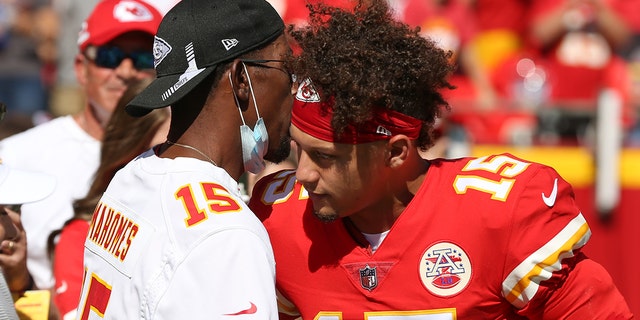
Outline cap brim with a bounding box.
[0,168,56,205]
[87,26,158,49]
[126,65,217,117]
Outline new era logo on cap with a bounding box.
[222,39,239,51]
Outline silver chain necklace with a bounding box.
[165,140,218,167]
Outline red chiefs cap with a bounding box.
[77,0,163,52]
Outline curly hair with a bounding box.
[288,0,455,149]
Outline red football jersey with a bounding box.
[249,153,632,319]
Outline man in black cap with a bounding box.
[77,0,296,318]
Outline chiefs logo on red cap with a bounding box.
[295,78,321,103]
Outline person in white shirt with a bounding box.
[0,162,55,319]
[0,0,162,289]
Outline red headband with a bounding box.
[291,79,423,144]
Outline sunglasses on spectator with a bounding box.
[84,46,154,70]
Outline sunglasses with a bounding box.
[240,59,298,85]
[84,46,154,70]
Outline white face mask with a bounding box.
[229,63,268,174]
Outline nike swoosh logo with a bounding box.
[224,302,257,316]
[542,178,558,207]
[56,280,68,294]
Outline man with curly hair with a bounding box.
[248,0,633,318]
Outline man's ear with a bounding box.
[229,60,250,111]
[74,53,88,87]
[387,135,411,168]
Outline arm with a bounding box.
[530,0,573,49]
[588,0,631,49]
[459,44,498,110]
[520,253,633,319]
[501,164,632,318]
[0,207,35,294]
[530,0,631,50]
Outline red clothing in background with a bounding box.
[53,219,89,318]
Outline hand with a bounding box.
[0,206,33,293]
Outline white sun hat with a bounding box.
[0,163,56,205]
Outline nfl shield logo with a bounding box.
[359,265,378,291]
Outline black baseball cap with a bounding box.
[126,0,285,117]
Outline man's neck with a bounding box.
[348,159,430,234]
[74,105,106,140]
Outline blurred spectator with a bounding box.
[528,0,633,143]
[0,162,56,319]
[401,0,503,157]
[611,0,640,146]
[469,0,531,74]
[49,0,179,118]
[470,0,538,110]
[0,0,162,290]
[0,0,57,127]
[402,0,498,110]
[48,77,169,320]
[529,0,630,101]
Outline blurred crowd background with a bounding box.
[2,0,640,151]
[0,0,177,137]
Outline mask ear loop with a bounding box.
[229,63,262,125]
[242,63,261,120]
[228,71,247,126]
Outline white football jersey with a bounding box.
[77,150,278,319]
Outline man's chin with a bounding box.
[313,209,339,223]
[264,137,292,164]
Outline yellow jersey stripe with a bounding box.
[502,214,591,308]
